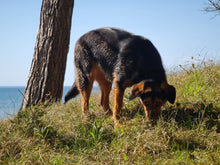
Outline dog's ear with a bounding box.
[128,81,152,101]
[161,82,176,104]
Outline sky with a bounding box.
[0,0,220,86]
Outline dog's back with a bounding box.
[74,27,166,85]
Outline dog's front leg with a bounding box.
[113,85,125,126]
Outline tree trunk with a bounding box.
[21,0,74,110]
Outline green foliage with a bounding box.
[34,126,50,139]
[0,60,219,164]
[90,120,104,143]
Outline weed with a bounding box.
[34,126,50,139]
[90,120,104,143]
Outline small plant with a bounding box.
[89,96,97,109]
[123,153,128,162]
[34,126,50,139]
[90,120,104,143]
[50,157,63,165]
[188,85,202,96]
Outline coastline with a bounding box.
[0,86,100,119]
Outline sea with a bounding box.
[0,86,101,119]
[0,86,73,119]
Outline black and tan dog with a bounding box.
[65,27,176,125]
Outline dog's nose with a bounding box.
[148,110,159,121]
[149,111,155,119]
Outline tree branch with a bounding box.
[204,0,220,14]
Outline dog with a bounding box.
[65,27,176,126]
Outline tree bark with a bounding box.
[21,0,74,110]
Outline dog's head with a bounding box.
[128,80,176,121]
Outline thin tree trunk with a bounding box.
[21,0,74,110]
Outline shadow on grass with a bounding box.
[49,121,116,152]
[14,107,116,153]
[121,101,220,132]
[13,100,219,155]
[162,102,220,132]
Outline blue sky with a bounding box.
[0,0,219,86]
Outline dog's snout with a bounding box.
[146,108,160,122]
[148,110,155,119]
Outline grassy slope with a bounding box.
[0,62,220,164]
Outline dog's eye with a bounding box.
[145,103,150,107]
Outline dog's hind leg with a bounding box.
[99,81,112,115]
[78,79,94,116]
[91,64,112,115]
[75,66,94,116]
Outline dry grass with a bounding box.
[0,60,219,164]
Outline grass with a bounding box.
[0,59,220,164]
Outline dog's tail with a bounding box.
[64,81,80,103]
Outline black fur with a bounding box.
[64,82,79,103]
[65,27,167,102]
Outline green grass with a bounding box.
[0,60,220,164]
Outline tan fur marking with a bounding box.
[75,65,95,115]
[140,97,165,121]
[113,86,125,125]
[144,87,152,93]
[80,80,94,115]
[112,77,126,125]
[90,64,112,114]
[129,81,152,100]
[133,81,145,92]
